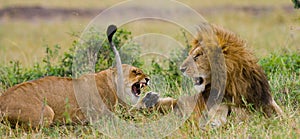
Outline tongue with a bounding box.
[133,86,137,93]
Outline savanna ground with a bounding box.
[0,0,299,138]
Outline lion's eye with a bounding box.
[193,57,197,61]
[136,72,141,75]
[193,51,204,61]
[193,54,201,61]
[132,70,141,75]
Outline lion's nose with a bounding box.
[180,67,187,73]
[145,78,150,83]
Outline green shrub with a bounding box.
[69,28,142,77]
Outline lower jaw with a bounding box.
[194,85,205,93]
[132,93,140,98]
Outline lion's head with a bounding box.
[114,64,150,104]
[179,24,252,94]
[180,45,211,93]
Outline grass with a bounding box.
[0,19,90,66]
[0,51,299,138]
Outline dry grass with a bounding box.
[0,18,90,66]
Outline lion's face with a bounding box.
[120,65,150,104]
[180,47,211,93]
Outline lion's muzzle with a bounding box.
[131,77,150,97]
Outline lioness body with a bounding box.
[0,64,149,128]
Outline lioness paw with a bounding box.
[142,92,160,108]
[130,92,160,111]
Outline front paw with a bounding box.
[142,92,160,108]
[130,92,160,111]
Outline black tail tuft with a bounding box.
[107,25,117,43]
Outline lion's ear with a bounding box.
[221,44,229,54]
[192,37,200,47]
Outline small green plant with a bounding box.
[259,52,300,75]
[292,0,300,9]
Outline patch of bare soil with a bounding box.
[0,5,296,20]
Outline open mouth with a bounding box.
[131,81,148,97]
[194,77,204,86]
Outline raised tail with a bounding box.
[106,25,125,99]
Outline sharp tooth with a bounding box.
[140,83,142,88]
[141,79,146,83]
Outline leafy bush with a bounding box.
[68,28,142,77]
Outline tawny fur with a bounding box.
[0,64,149,128]
[158,24,283,127]
[183,24,283,117]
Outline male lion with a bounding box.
[0,64,151,128]
[180,24,283,125]
[155,24,283,128]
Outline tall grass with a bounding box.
[0,27,299,138]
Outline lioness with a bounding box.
[0,64,150,128]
